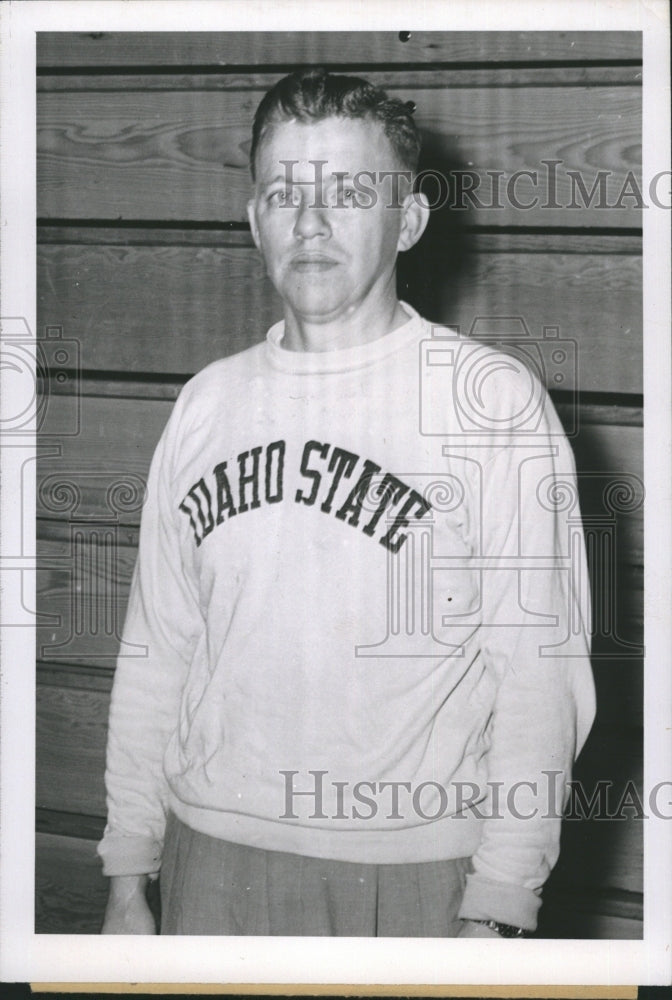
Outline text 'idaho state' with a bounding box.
[178,438,432,553]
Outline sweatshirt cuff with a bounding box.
[458,873,542,931]
[97,833,163,877]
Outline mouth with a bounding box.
[291,253,340,272]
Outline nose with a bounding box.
[293,194,330,240]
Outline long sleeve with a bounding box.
[458,385,596,930]
[97,401,205,876]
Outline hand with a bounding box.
[101,874,157,934]
[456,919,502,938]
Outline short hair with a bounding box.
[250,67,421,180]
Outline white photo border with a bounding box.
[1,0,670,987]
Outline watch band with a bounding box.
[470,918,529,938]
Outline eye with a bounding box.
[334,185,360,209]
[267,188,293,206]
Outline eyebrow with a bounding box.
[260,175,291,187]
[260,171,355,188]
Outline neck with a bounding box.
[281,282,409,353]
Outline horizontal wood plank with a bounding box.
[37,396,173,524]
[38,65,644,92]
[37,535,138,664]
[36,682,110,816]
[33,27,647,941]
[591,656,642,729]
[36,526,644,669]
[36,395,644,665]
[421,253,642,396]
[548,726,644,897]
[37,86,642,227]
[36,226,644,255]
[34,827,641,937]
[36,396,644,666]
[36,31,643,70]
[37,241,280,376]
[35,634,644,736]
[538,911,642,939]
[569,426,643,576]
[37,807,106,841]
[35,832,109,933]
[537,887,642,939]
[36,657,645,802]
[36,395,644,556]
[37,240,642,393]
[46,379,645,429]
[34,663,644,899]
[36,659,115,691]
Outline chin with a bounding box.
[287,292,347,321]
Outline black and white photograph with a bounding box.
[0,0,670,989]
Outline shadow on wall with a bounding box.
[398,129,477,323]
[399,133,644,940]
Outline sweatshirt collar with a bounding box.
[264,302,424,375]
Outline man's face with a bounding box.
[248,117,416,328]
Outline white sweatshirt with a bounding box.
[98,304,595,930]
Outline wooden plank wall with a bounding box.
[35,31,644,937]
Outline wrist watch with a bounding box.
[470,918,529,938]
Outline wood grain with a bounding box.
[538,887,642,939]
[34,664,644,900]
[36,529,644,670]
[37,535,137,664]
[38,66,644,92]
[33,27,646,942]
[35,600,643,731]
[36,31,643,69]
[549,726,644,897]
[571,426,643,574]
[37,240,642,392]
[33,828,641,937]
[591,655,643,729]
[37,226,644,255]
[36,682,109,816]
[36,395,644,556]
[35,832,109,933]
[37,241,280,376]
[425,253,642,396]
[37,86,642,227]
[36,660,114,691]
[35,390,644,668]
[37,807,105,841]
[37,395,173,524]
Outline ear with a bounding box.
[247,197,261,250]
[397,191,430,253]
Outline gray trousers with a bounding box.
[160,812,471,936]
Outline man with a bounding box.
[99,68,595,937]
